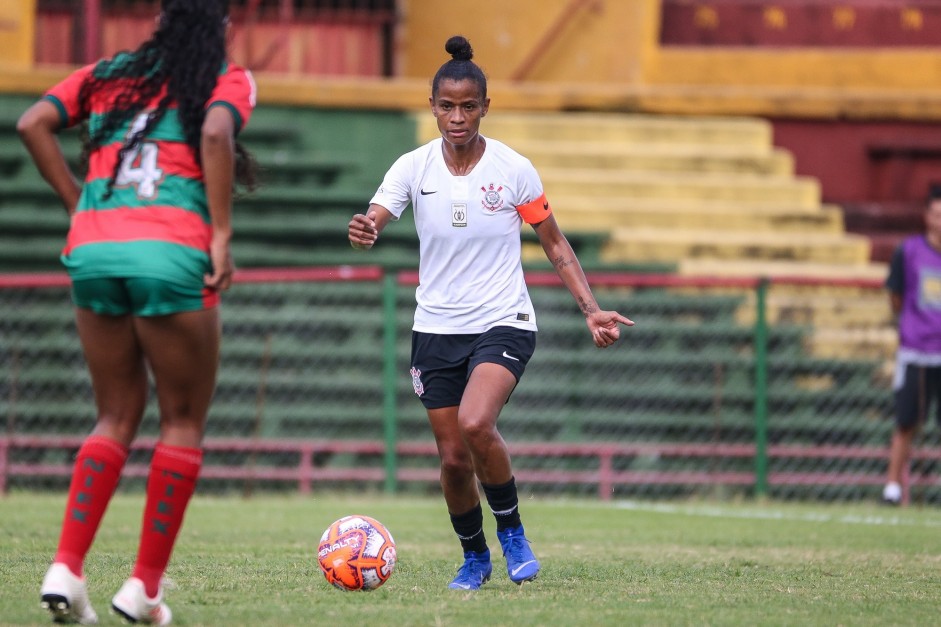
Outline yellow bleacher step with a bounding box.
[772,294,891,328]
[416,112,773,147]
[524,145,793,177]
[506,139,780,158]
[551,196,830,214]
[676,258,888,281]
[540,169,820,208]
[733,292,891,328]
[484,112,772,146]
[550,201,843,233]
[604,228,871,265]
[807,327,897,361]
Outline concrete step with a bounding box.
[540,169,820,208]
[416,112,774,147]
[511,141,793,176]
[550,196,830,214]
[550,201,844,233]
[603,228,872,265]
[771,293,892,328]
[807,327,897,361]
[517,142,794,177]
[675,258,888,281]
[511,138,779,158]
[732,292,892,328]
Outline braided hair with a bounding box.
[79,0,256,197]
[432,35,488,100]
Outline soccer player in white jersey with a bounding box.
[348,35,634,590]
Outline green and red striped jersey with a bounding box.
[43,56,256,282]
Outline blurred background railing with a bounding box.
[2,267,924,503]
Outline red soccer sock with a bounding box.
[132,443,202,598]
[53,435,129,577]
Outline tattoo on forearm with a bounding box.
[552,254,575,270]
[578,297,598,315]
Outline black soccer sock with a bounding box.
[482,476,522,531]
[449,503,488,554]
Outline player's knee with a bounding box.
[457,412,497,441]
[158,406,206,431]
[93,415,139,446]
[157,421,206,448]
[438,453,474,481]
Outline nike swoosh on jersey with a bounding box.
[502,351,520,361]
[420,189,437,195]
[511,560,537,576]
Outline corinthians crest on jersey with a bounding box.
[481,183,504,212]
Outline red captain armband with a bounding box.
[516,193,552,225]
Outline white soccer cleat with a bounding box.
[883,481,902,506]
[40,562,99,624]
[111,578,172,625]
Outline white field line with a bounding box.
[609,500,941,528]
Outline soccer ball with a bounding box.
[318,514,396,591]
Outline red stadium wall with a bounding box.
[772,121,941,205]
[661,0,941,47]
[32,1,392,77]
[771,120,937,261]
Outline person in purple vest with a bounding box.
[882,183,941,505]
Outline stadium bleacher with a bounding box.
[418,110,881,275]
[0,99,420,271]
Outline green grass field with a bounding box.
[3,492,941,626]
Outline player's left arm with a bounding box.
[202,66,255,291]
[207,65,257,133]
[201,106,237,292]
[531,212,634,348]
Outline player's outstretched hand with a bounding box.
[349,211,379,249]
[586,310,634,348]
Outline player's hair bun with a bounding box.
[445,35,473,62]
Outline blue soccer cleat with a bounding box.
[497,525,540,584]
[448,549,492,590]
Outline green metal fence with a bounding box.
[1,266,927,503]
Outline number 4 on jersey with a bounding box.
[115,113,164,199]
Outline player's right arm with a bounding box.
[885,244,905,319]
[17,100,82,215]
[18,65,94,216]
[352,148,414,249]
[349,203,395,250]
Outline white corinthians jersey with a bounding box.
[370,136,548,334]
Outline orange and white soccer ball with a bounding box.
[318,514,396,591]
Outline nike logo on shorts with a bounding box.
[420,189,437,195]
[502,351,520,361]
